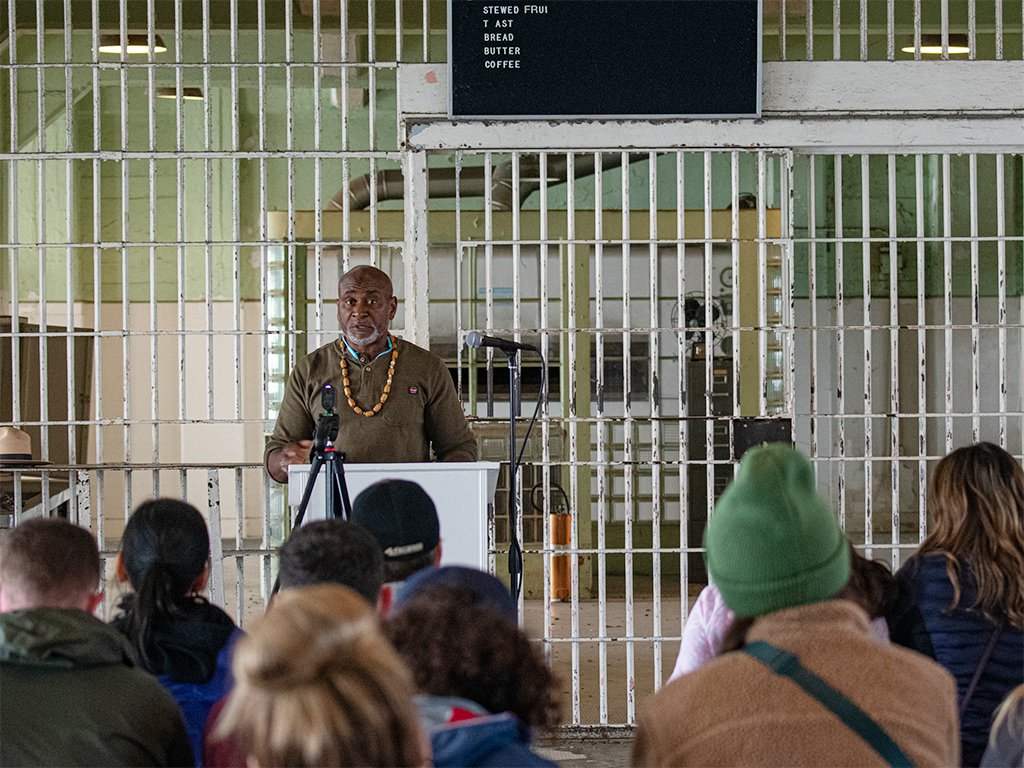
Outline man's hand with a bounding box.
[267,440,313,483]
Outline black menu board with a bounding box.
[449,0,761,118]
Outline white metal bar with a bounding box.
[995,0,1004,60]
[942,154,953,453]
[676,150,689,629]
[119,0,132,514]
[407,114,1024,156]
[782,151,796,418]
[702,151,714,539]
[757,153,768,416]
[648,149,663,692]
[620,150,636,725]
[832,0,841,61]
[403,151,429,348]
[887,154,901,570]
[969,154,981,442]
[861,154,873,553]
[779,0,787,61]
[887,0,895,61]
[593,152,608,725]
[941,0,950,61]
[312,0,323,344]
[996,154,1008,445]
[90,0,103,532]
[968,0,977,61]
[175,0,186,428]
[35,0,48,480]
[860,0,868,61]
[207,470,225,606]
[834,153,846,531]
[915,154,928,541]
[806,0,814,61]
[537,151,552,668]
[230,0,242,421]
[564,153,581,726]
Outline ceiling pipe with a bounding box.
[332,153,649,211]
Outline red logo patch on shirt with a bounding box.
[408,386,418,394]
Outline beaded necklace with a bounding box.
[338,335,398,417]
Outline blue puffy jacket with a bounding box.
[417,695,555,768]
[888,554,1024,767]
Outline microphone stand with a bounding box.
[505,348,524,604]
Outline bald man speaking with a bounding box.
[264,266,477,483]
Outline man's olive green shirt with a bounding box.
[265,337,477,475]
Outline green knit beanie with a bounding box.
[705,444,850,618]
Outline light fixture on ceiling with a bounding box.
[901,33,970,55]
[156,87,204,101]
[98,34,168,54]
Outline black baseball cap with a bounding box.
[351,479,440,561]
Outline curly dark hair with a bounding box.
[383,584,561,728]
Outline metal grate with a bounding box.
[1,0,1021,730]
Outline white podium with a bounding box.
[287,462,500,571]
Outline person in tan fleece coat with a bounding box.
[632,445,959,767]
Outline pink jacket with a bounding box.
[670,584,890,683]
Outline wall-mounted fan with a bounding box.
[670,294,728,358]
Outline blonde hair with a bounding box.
[215,584,423,767]
[921,443,1024,628]
[988,684,1024,752]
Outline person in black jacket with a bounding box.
[888,442,1024,767]
[112,498,242,767]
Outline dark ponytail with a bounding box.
[116,499,210,668]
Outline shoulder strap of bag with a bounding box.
[743,640,914,768]
[959,618,1006,719]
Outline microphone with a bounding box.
[465,331,538,353]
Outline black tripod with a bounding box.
[272,384,352,595]
[293,384,352,528]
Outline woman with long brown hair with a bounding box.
[888,442,1024,767]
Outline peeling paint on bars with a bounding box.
[915,155,928,542]
[861,154,873,554]
[996,155,1008,445]
[564,153,582,727]
[834,153,847,531]
[887,154,901,572]
[648,149,663,694]
[621,150,636,726]
[969,154,981,443]
[593,152,609,726]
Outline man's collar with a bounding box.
[340,334,393,363]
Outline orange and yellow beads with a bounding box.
[338,336,398,417]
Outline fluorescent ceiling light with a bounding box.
[99,34,168,54]
[901,34,970,55]
[156,87,204,101]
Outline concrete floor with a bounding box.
[537,737,634,767]
[525,589,696,726]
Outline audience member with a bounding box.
[351,479,442,611]
[888,442,1024,767]
[0,517,193,767]
[670,541,897,680]
[213,584,426,767]
[385,566,560,768]
[277,518,384,604]
[981,683,1024,768]
[111,498,241,766]
[632,444,959,767]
